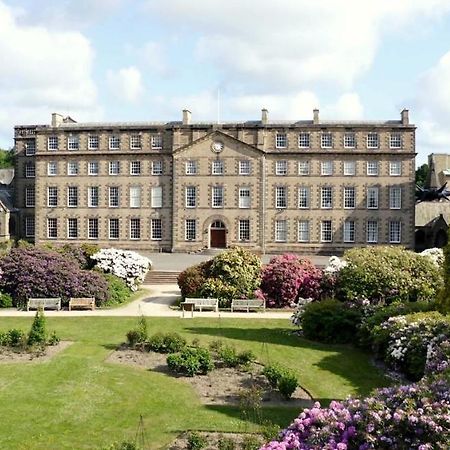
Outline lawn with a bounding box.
[0,317,388,449]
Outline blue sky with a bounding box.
[2,0,450,164]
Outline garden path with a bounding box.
[0,284,293,319]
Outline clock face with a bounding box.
[212,141,224,153]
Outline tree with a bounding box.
[416,163,429,188]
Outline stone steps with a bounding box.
[144,270,180,284]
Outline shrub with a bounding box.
[262,364,285,389]
[43,243,94,269]
[4,329,26,347]
[358,301,436,349]
[102,273,132,306]
[187,432,206,450]
[218,345,255,368]
[92,248,152,291]
[0,247,109,307]
[167,347,213,376]
[258,254,323,308]
[48,331,60,346]
[218,435,236,450]
[147,332,186,353]
[240,435,261,450]
[177,262,210,299]
[27,310,47,346]
[277,371,299,400]
[300,299,362,344]
[439,232,450,314]
[261,377,450,449]
[371,312,450,380]
[337,246,443,305]
[0,292,12,308]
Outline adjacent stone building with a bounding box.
[13,109,416,254]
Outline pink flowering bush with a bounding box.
[258,255,323,308]
[0,247,108,307]
[261,376,450,449]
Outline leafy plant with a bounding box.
[0,292,12,308]
[5,329,25,347]
[277,371,299,400]
[262,364,285,389]
[218,435,236,450]
[241,435,261,450]
[27,310,47,346]
[147,332,186,353]
[102,273,132,306]
[187,431,206,450]
[167,347,213,376]
[48,331,60,346]
[218,345,255,368]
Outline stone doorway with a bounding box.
[210,220,226,248]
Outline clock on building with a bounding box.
[211,141,224,153]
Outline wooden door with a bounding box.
[210,229,226,248]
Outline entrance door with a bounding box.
[210,221,226,248]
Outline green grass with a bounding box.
[0,317,388,449]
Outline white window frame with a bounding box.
[151,218,162,240]
[343,187,356,209]
[109,218,120,239]
[109,186,119,208]
[275,160,288,176]
[130,161,141,176]
[389,186,402,209]
[321,161,333,176]
[151,161,163,175]
[130,218,141,240]
[276,133,287,149]
[129,186,141,208]
[390,133,402,149]
[298,132,310,149]
[25,140,36,156]
[130,134,142,150]
[239,219,250,241]
[239,160,251,175]
[186,160,198,175]
[367,133,379,149]
[25,186,35,207]
[239,187,250,209]
[321,220,332,242]
[67,161,79,176]
[88,218,99,239]
[298,161,310,176]
[109,135,120,150]
[185,186,197,208]
[47,187,58,207]
[321,133,333,149]
[297,220,309,242]
[25,163,35,178]
[151,186,162,208]
[344,133,356,149]
[275,220,287,242]
[212,186,224,208]
[343,220,355,243]
[389,221,401,243]
[47,162,57,176]
[298,187,310,209]
[88,135,99,150]
[343,161,356,176]
[67,186,78,208]
[367,187,379,209]
[321,187,333,209]
[212,160,224,175]
[389,161,401,176]
[67,218,78,239]
[109,161,120,176]
[275,186,287,209]
[48,136,58,151]
[367,161,379,176]
[67,135,79,150]
[88,186,99,208]
[185,219,196,240]
[88,161,99,176]
[25,216,35,238]
[367,220,378,243]
[47,218,58,239]
[151,135,163,149]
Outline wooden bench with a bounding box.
[27,298,61,311]
[69,297,96,311]
[183,298,219,312]
[231,299,266,312]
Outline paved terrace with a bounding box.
[0,252,330,318]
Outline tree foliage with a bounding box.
[415,163,429,188]
[0,148,14,169]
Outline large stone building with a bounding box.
[13,109,415,254]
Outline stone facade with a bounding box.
[13,109,416,254]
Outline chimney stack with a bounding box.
[182,109,191,125]
[51,113,63,127]
[313,109,320,125]
[401,109,409,125]
[261,108,269,125]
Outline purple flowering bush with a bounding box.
[258,255,323,308]
[261,376,450,450]
[0,247,108,307]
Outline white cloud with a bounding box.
[413,50,450,163]
[0,1,99,147]
[106,66,145,103]
[322,93,364,120]
[144,0,450,91]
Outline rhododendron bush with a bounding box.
[258,254,323,308]
[92,249,152,291]
[0,247,108,306]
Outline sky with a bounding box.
[2,0,450,165]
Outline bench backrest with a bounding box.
[185,298,218,306]
[232,299,265,306]
[70,297,95,304]
[29,298,61,305]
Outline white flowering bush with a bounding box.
[371,312,450,380]
[290,297,314,327]
[419,248,444,268]
[323,255,347,276]
[92,249,152,291]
